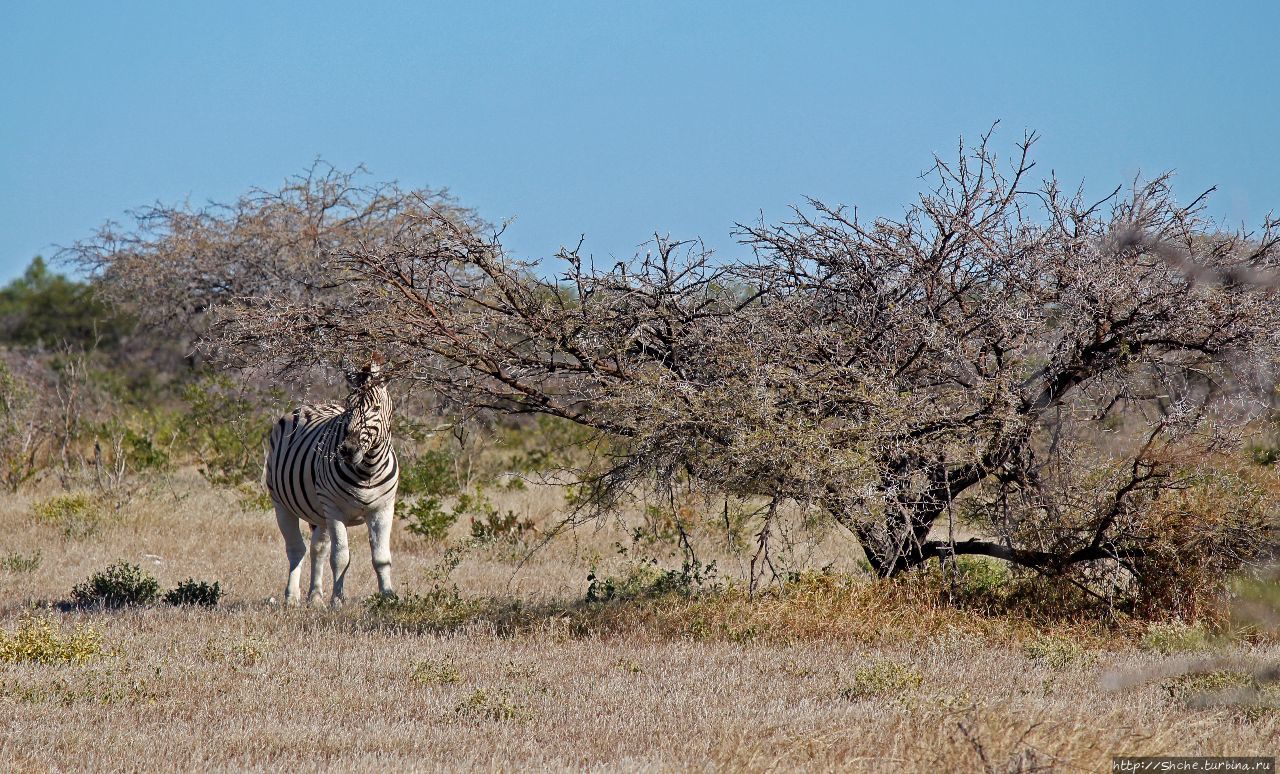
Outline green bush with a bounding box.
[500,415,595,475]
[585,558,718,602]
[1141,621,1215,654]
[122,428,172,472]
[181,375,281,487]
[399,449,459,498]
[163,578,223,607]
[1246,443,1280,467]
[71,561,160,609]
[404,496,458,542]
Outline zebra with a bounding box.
[265,355,398,607]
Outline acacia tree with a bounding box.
[75,138,1280,603]
[63,161,476,334]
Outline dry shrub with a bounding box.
[1131,460,1279,619]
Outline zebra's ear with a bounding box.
[365,360,390,386]
[363,351,390,386]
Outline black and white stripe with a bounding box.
[264,358,398,606]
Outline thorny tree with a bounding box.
[63,161,475,337]
[74,137,1280,604]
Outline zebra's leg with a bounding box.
[307,523,330,607]
[327,517,351,609]
[366,503,395,599]
[274,505,306,606]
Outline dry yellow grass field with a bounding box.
[2,469,1277,772]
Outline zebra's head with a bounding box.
[339,354,392,467]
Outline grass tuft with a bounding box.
[452,688,530,722]
[411,657,461,686]
[839,660,924,701]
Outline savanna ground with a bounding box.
[2,469,1277,772]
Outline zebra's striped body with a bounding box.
[265,358,398,607]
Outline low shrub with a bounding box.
[33,492,102,539]
[367,587,487,632]
[1,550,41,573]
[1162,670,1258,707]
[458,491,536,543]
[399,449,460,498]
[70,561,159,609]
[470,506,537,544]
[164,578,223,607]
[1140,621,1216,654]
[412,657,461,686]
[0,615,106,665]
[452,688,530,722]
[586,558,719,602]
[1022,634,1093,670]
[839,660,924,701]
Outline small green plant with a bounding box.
[163,578,223,607]
[462,491,536,543]
[71,561,160,609]
[32,492,102,539]
[470,508,537,543]
[946,556,1011,598]
[452,688,529,722]
[839,660,924,701]
[1023,635,1091,670]
[412,657,461,685]
[203,635,271,667]
[236,484,274,512]
[1246,443,1280,467]
[1,550,42,573]
[0,614,106,665]
[404,496,458,542]
[1141,621,1216,654]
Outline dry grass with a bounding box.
[1,469,1277,772]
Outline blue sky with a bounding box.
[2,1,1277,284]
